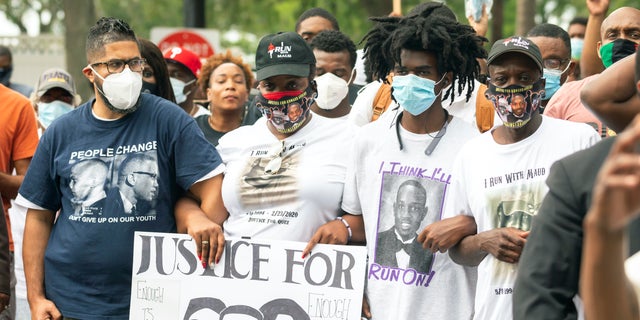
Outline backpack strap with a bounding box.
[371,82,393,122]
[475,83,495,133]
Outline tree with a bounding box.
[63,0,96,101]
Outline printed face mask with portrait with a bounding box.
[485,79,545,128]
[599,38,639,68]
[255,86,315,134]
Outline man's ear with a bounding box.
[83,66,95,83]
[596,41,603,59]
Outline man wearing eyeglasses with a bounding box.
[106,153,159,216]
[16,17,226,320]
[526,23,576,114]
[541,7,640,137]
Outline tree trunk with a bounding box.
[491,0,504,44]
[63,0,96,103]
[516,0,535,36]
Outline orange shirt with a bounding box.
[0,84,39,250]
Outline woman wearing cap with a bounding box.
[177,32,363,266]
[194,50,257,146]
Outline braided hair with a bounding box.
[362,3,487,104]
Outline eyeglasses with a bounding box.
[543,58,569,70]
[133,171,157,179]
[91,58,146,74]
[264,140,285,175]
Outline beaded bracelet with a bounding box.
[335,216,352,242]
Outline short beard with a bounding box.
[96,84,140,115]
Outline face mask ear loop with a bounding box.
[434,73,448,97]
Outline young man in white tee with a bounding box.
[445,36,600,320]
[340,4,487,319]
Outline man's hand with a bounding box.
[467,4,489,36]
[587,0,610,17]
[29,296,62,320]
[417,215,477,253]
[302,219,349,258]
[478,228,529,264]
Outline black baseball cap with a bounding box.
[255,32,316,81]
[487,36,544,72]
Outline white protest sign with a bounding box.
[130,232,367,320]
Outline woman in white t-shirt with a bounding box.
[177,31,364,267]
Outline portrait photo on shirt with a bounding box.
[66,150,160,218]
[373,174,444,274]
[239,141,302,209]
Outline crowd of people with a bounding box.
[0,1,638,319]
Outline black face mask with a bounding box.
[141,80,159,96]
[0,65,13,86]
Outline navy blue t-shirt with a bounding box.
[19,94,222,319]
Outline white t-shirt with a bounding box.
[218,115,355,242]
[626,252,640,308]
[342,114,480,319]
[444,116,600,320]
[349,80,501,130]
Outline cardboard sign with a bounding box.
[130,232,367,320]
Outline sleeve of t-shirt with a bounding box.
[349,81,381,127]
[174,119,225,190]
[513,160,583,320]
[340,130,363,216]
[12,99,39,161]
[18,133,60,211]
[441,150,472,219]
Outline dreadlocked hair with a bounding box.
[361,2,460,84]
[392,15,487,104]
[360,15,402,83]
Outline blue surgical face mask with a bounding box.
[543,62,570,100]
[391,73,446,116]
[170,77,195,105]
[570,38,584,60]
[38,100,74,128]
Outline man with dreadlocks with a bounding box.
[443,36,599,320]
[349,2,501,132]
[340,3,486,319]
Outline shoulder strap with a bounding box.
[371,83,393,122]
[475,83,495,133]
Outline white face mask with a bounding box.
[170,77,195,105]
[91,66,142,111]
[314,71,351,110]
[37,100,74,128]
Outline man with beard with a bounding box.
[16,17,227,319]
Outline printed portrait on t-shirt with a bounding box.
[69,158,109,216]
[373,174,444,274]
[65,149,160,219]
[238,141,301,209]
[106,152,159,217]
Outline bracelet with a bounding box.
[335,216,352,242]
